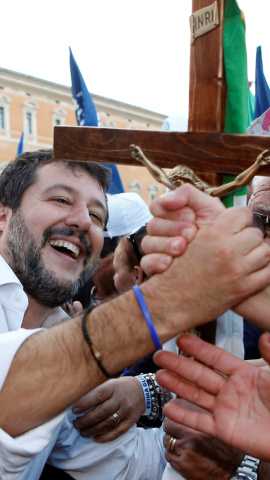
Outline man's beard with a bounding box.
[5,210,99,308]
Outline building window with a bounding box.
[26,112,32,135]
[148,183,160,202]
[129,180,142,195]
[52,108,66,127]
[0,94,11,136]
[23,101,38,140]
[0,107,4,129]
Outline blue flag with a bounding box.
[253,46,270,120]
[69,48,124,194]
[16,132,24,157]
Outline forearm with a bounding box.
[234,284,270,330]
[0,283,184,437]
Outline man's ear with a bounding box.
[134,265,145,286]
[0,203,10,234]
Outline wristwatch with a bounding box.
[230,455,260,480]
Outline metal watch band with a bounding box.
[232,454,260,480]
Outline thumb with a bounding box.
[72,301,83,314]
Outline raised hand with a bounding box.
[154,333,270,461]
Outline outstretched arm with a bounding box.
[1,194,270,438]
[155,333,270,461]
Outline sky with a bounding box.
[1,1,269,120]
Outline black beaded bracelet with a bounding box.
[81,305,122,379]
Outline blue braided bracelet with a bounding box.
[132,285,162,350]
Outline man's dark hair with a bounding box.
[0,149,112,212]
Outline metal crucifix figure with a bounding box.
[131,145,270,198]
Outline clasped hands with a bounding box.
[142,183,270,325]
[74,184,270,447]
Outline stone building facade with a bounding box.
[0,67,167,203]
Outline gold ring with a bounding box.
[112,412,121,424]
[169,436,177,453]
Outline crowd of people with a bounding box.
[0,147,270,480]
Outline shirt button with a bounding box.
[14,294,22,302]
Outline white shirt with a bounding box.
[0,255,244,480]
[0,255,166,480]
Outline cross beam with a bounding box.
[54,126,270,176]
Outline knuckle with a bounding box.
[96,390,106,402]
[212,244,234,265]
[231,278,249,298]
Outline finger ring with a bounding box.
[112,412,121,424]
[169,437,177,453]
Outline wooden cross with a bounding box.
[54,0,270,181]
[53,0,270,345]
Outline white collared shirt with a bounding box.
[0,255,166,480]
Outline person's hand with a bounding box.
[144,206,270,331]
[61,300,83,316]
[72,376,146,442]
[72,301,83,314]
[141,184,226,276]
[154,333,270,461]
[163,402,243,480]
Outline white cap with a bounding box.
[105,192,153,238]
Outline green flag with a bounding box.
[223,0,249,207]
[247,85,255,128]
